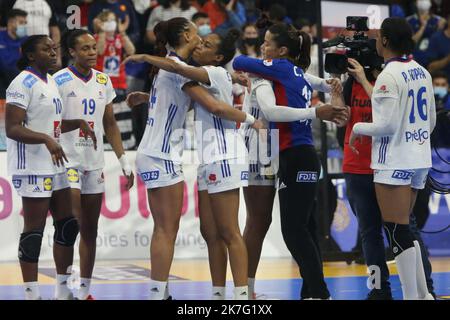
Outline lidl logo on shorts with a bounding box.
[67,168,79,183]
[296,171,318,183]
[96,73,108,85]
[43,177,53,191]
[391,170,414,180]
[241,171,249,180]
[141,171,159,181]
[12,179,22,189]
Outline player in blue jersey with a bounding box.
[233,23,331,299]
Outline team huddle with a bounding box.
[4,16,436,300]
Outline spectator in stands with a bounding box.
[268,3,292,25]
[12,0,61,67]
[0,9,27,99]
[192,12,211,37]
[427,13,450,80]
[146,0,197,44]
[88,0,140,43]
[237,23,260,57]
[433,71,450,110]
[94,10,136,150]
[202,0,246,37]
[406,0,445,67]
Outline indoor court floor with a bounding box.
[0,258,449,300]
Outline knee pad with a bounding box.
[18,230,44,263]
[383,222,414,257]
[53,217,79,247]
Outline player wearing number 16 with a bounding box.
[53,29,135,300]
[350,18,437,300]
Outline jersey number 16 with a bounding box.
[408,87,427,124]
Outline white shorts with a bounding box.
[373,168,429,189]
[197,159,249,194]
[136,152,184,189]
[247,163,277,187]
[12,172,70,198]
[66,168,105,194]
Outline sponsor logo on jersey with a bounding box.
[67,168,79,183]
[98,91,104,99]
[43,177,53,191]
[405,128,429,145]
[67,91,77,98]
[12,179,22,189]
[23,74,38,88]
[54,72,73,86]
[391,170,414,180]
[209,174,217,182]
[296,171,318,183]
[241,171,249,180]
[54,121,61,138]
[6,91,25,100]
[141,171,159,181]
[375,84,390,95]
[263,59,273,66]
[39,93,46,100]
[79,121,94,138]
[96,73,108,85]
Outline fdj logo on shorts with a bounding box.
[12,179,22,189]
[296,171,318,183]
[392,170,414,180]
[43,177,53,191]
[241,171,249,181]
[141,171,159,181]
[405,128,429,144]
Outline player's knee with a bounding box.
[383,222,414,257]
[79,224,98,243]
[18,230,44,263]
[53,217,79,247]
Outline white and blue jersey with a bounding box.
[5,67,65,176]
[137,52,193,163]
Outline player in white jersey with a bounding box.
[5,35,96,300]
[124,18,261,300]
[351,17,436,300]
[54,29,134,300]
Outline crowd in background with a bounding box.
[0,0,449,150]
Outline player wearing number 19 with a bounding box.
[53,29,135,300]
[350,17,437,300]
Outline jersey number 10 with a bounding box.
[408,87,427,124]
[82,98,96,115]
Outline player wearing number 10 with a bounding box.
[350,17,437,300]
[53,29,135,300]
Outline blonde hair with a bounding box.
[94,10,116,33]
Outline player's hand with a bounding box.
[45,137,68,167]
[126,92,150,108]
[122,54,149,65]
[251,119,264,130]
[79,120,97,150]
[232,72,251,92]
[419,13,430,27]
[347,58,367,84]
[93,18,104,32]
[123,171,134,190]
[326,78,342,94]
[349,130,362,155]
[315,104,349,125]
[225,0,237,11]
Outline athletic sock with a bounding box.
[248,278,255,300]
[395,247,418,300]
[212,286,226,300]
[233,286,248,300]
[78,277,91,300]
[149,279,167,300]
[413,241,433,300]
[55,274,73,300]
[24,281,41,300]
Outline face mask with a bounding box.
[103,20,117,32]
[417,0,431,12]
[198,24,212,37]
[434,86,448,99]
[244,37,259,46]
[16,25,27,38]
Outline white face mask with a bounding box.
[417,0,432,12]
[103,20,117,32]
